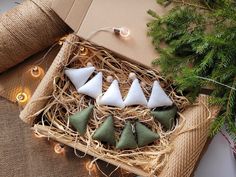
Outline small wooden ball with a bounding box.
[141,81,146,87]
[128,72,136,80]
[106,76,113,83]
[87,62,93,67]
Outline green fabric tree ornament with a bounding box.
[135,121,160,147]
[116,121,137,149]
[151,106,177,130]
[92,115,116,146]
[69,105,94,135]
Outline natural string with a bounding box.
[0,0,70,73]
[195,76,236,91]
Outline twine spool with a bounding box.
[0,0,71,73]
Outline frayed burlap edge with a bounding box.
[19,35,77,124]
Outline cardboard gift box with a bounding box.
[20,34,219,177]
[19,1,220,176]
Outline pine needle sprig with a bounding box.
[148,0,236,140]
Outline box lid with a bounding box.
[52,0,169,67]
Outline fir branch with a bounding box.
[148,0,236,140]
[173,0,212,10]
[210,115,225,137]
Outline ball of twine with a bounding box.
[0,0,71,73]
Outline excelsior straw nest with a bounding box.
[35,39,189,175]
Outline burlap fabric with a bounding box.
[0,97,133,177]
[20,35,78,124]
[0,0,70,73]
[0,97,89,177]
[20,34,220,177]
[160,96,219,177]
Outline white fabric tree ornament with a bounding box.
[124,79,147,106]
[97,80,124,108]
[65,67,95,89]
[147,80,173,108]
[78,72,103,99]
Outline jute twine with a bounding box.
[20,34,220,177]
[0,0,71,73]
